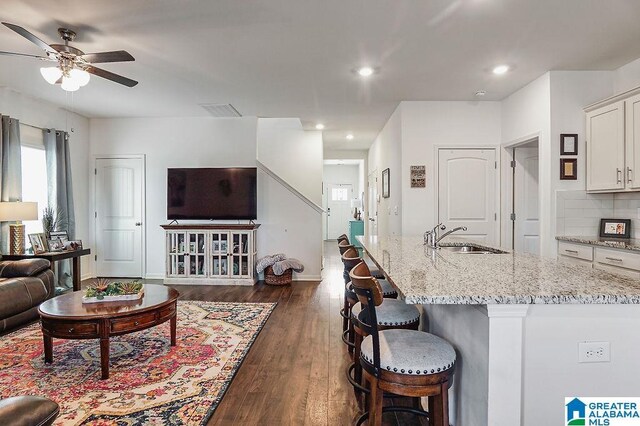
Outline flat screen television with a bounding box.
[167,168,257,220]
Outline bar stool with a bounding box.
[347,263,420,406]
[338,240,385,279]
[340,247,398,355]
[350,262,456,426]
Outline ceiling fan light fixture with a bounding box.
[70,68,90,87]
[61,76,80,92]
[40,66,62,84]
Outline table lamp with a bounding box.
[0,201,38,254]
[350,199,363,220]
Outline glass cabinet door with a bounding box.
[187,232,207,276]
[167,232,187,276]
[210,232,229,277]
[230,232,250,277]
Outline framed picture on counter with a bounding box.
[599,218,631,239]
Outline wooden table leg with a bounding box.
[100,337,110,380]
[43,335,53,364]
[170,313,177,346]
[72,257,81,292]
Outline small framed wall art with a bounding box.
[560,158,577,180]
[382,168,390,198]
[599,218,631,239]
[410,165,426,188]
[560,133,578,155]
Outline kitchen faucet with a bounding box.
[424,224,468,248]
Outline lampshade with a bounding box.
[70,68,90,87]
[40,66,62,84]
[350,198,363,209]
[0,202,38,221]
[61,76,80,92]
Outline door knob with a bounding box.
[135,222,142,226]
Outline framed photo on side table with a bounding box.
[28,233,46,254]
[599,219,631,239]
[382,168,390,198]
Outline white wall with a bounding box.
[368,106,402,237]
[90,116,323,280]
[256,118,323,207]
[0,87,91,278]
[400,101,502,236]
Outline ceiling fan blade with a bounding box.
[0,50,53,61]
[2,22,58,55]
[86,65,138,87]
[81,50,135,64]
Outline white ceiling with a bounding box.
[1,0,640,151]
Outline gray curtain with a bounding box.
[44,129,75,288]
[0,116,22,253]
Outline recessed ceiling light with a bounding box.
[346,134,354,140]
[492,65,509,75]
[358,67,374,77]
[315,123,325,130]
[475,90,486,97]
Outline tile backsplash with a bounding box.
[556,190,640,238]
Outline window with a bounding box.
[331,187,349,201]
[20,124,47,245]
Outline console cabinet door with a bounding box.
[586,101,625,191]
[626,94,640,189]
[167,232,187,276]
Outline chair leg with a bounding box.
[347,312,355,356]
[368,376,383,426]
[428,381,449,426]
[353,332,364,405]
[342,296,350,334]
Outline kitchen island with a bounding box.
[357,235,640,426]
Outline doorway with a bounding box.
[95,156,145,277]
[437,148,499,245]
[511,141,540,254]
[326,183,353,240]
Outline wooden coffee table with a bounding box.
[38,284,179,379]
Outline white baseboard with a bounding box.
[292,275,322,281]
[144,273,165,280]
[81,273,94,281]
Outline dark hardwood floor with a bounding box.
[85,242,426,425]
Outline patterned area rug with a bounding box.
[0,301,275,425]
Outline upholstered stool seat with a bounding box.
[361,329,456,375]
[377,279,397,298]
[351,300,419,327]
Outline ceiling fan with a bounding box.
[0,22,137,91]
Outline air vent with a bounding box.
[200,103,242,118]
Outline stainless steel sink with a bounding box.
[439,244,507,254]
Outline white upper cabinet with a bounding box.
[585,87,640,193]
[626,93,640,190]
[586,101,625,191]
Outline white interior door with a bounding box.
[95,157,144,277]
[327,184,352,240]
[438,149,498,245]
[367,171,378,237]
[514,147,540,254]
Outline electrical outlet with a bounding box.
[578,341,610,363]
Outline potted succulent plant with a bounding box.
[83,279,144,303]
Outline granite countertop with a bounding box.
[357,235,640,305]
[556,236,640,252]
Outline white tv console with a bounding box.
[161,224,259,285]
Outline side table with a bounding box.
[1,248,91,292]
